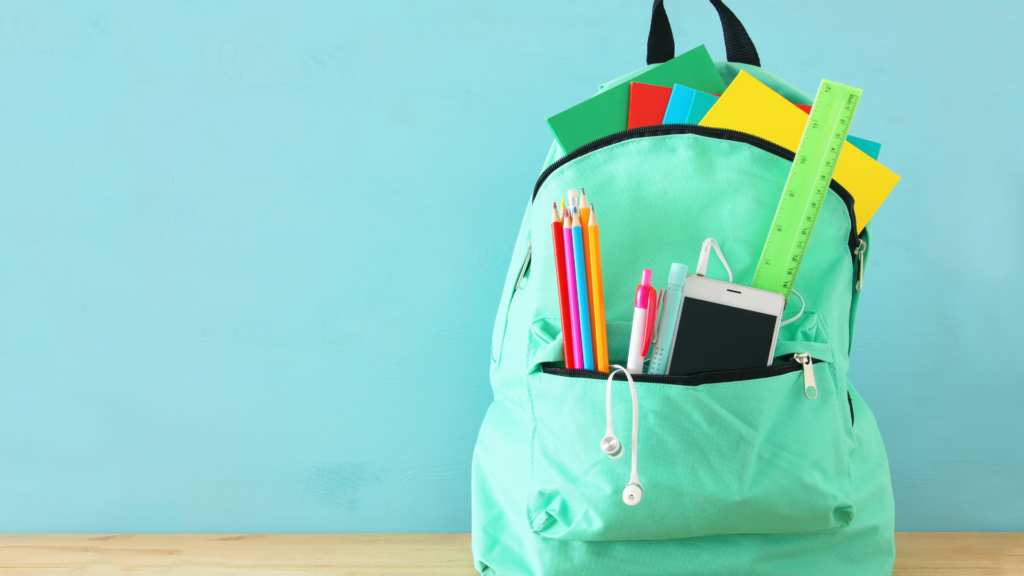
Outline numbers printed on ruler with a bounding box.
[751,80,862,299]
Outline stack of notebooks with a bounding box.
[546,45,899,232]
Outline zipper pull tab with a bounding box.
[854,239,867,292]
[795,354,817,400]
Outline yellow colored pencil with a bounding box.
[579,190,595,352]
[587,206,609,372]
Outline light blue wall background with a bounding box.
[0,0,1021,532]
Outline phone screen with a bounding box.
[668,297,779,375]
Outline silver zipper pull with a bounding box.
[515,243,532,290]
[854,239,867,292]
[795,354,817,400]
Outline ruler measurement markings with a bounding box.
[751,79,862,299]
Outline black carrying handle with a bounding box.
[647,0,761,67]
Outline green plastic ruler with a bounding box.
[751,79,862,300]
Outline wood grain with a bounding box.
[0,534,477,576]
[894,533,1024,575]
[0,533,1019,575]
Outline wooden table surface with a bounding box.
[0,533,1020,575]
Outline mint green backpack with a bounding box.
[472,2,896,574]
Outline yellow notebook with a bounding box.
[699,70,899,232]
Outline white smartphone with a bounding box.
[665,274,785,376]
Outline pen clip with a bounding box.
[641,287,657,356]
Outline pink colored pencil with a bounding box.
[563,209,584,368]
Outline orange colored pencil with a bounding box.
[588,206,609,372]
[579,190,595,355]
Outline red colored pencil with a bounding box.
[551,202,576,368]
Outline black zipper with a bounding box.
[541,354,822,387]
[532,124,861,258]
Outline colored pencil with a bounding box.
[563,210,584,368]
[588,206,609,372]
[571,208,595,370]
[551,202,575,369]
[579,190,595,357]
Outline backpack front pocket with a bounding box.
[526,358,854,541]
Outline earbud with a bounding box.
[622,482,643,506]
[600,432,622,459]
[601,366,643,506]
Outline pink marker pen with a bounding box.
[626,269,657,374]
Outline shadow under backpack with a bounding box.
[471,2,896,574]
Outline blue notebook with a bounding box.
[662,85,696,124]
[662,84,722,124]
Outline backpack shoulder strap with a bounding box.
[647,0,761,67]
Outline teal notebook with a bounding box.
[663,85,721,124]
[686,90,720,124]
[846,135,881,160]
[546,45,727,154]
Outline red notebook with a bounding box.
[627,83,674,129]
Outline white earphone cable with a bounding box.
[779,289,805,327]
[695,238,733,283]
[605,368,616,431]
[695,238,804,327]
[603,365,642,504]
[626,369,639,486]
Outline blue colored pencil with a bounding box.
[571,209,595,370]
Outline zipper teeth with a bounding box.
[533,124,789,198]
[532,124,860,257]
[542,355,822,386]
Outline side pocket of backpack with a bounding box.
[849,226,871,355]
[491,205,533,367]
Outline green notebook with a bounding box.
[547,45,727,154]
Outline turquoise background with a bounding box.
[0,0,1020,532]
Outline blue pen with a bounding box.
[571,208,595,370]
